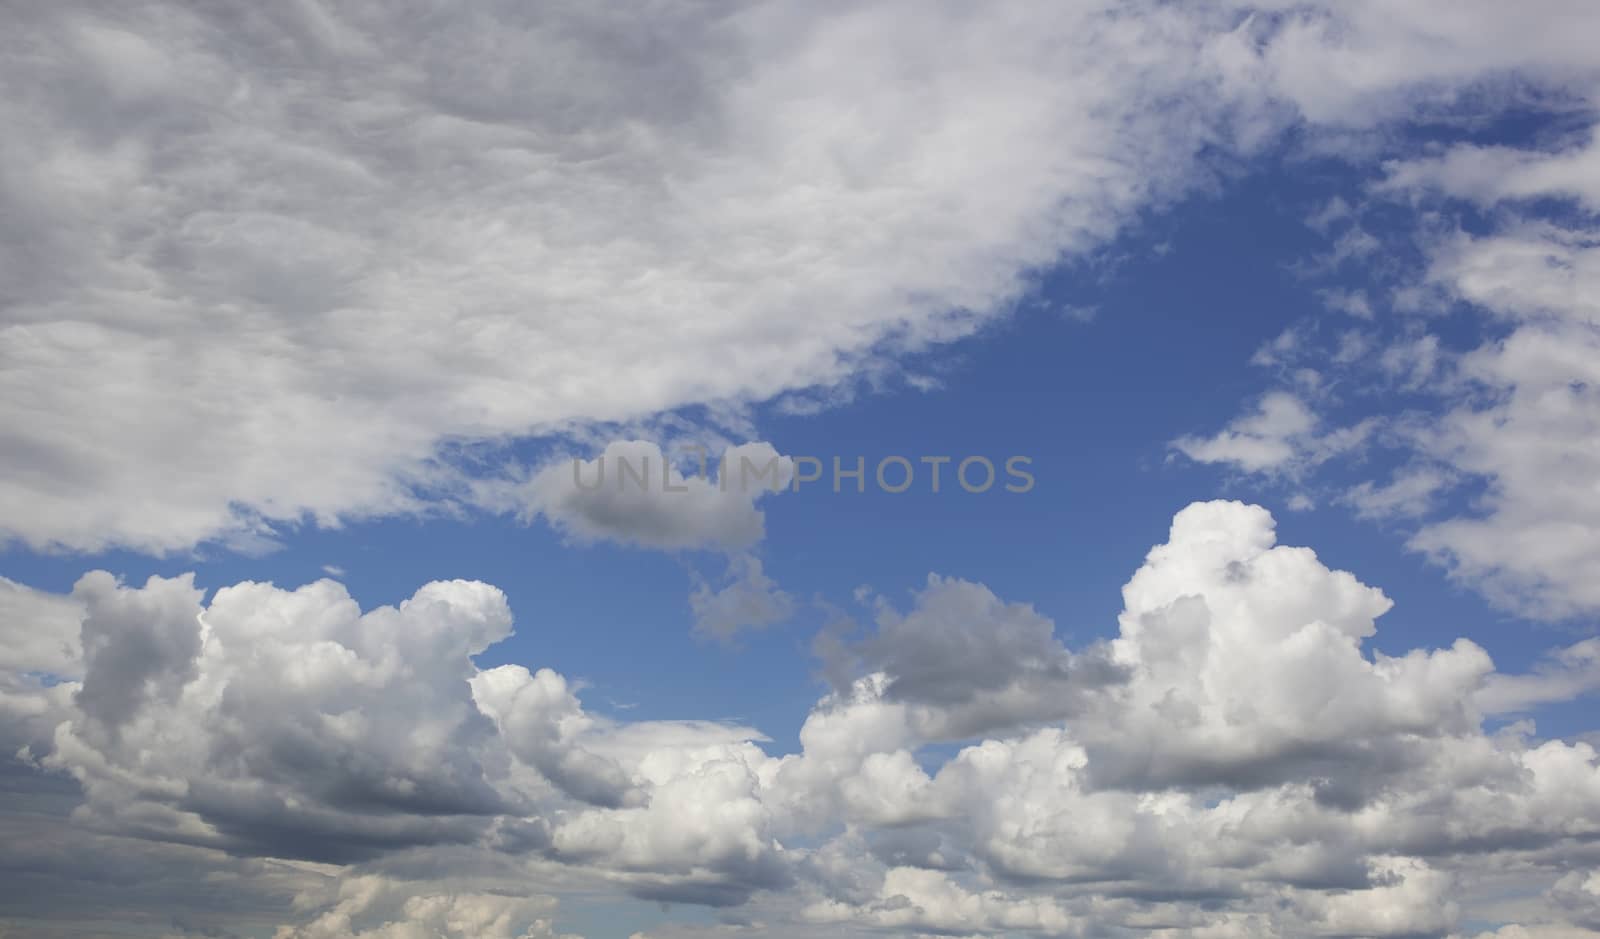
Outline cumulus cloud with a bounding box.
[0,575,83,679]
[271,873,581,939]
[823,575,1126,740]
[470,664,638,810]
[776,504,1600,933]
[0,577,84,756]
[800,864,1078,935]
[6,501,1600,934]
[1552,871,1600,931]
[48,575,518,862]
[1080,501,1493,793]
[8,2,1600,934]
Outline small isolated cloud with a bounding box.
[1173,391,1372,475]
[1174,391,1318,472]
[490,441,793,552]
[689,554,795,641]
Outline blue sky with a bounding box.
[4,4,1600,939]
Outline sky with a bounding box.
[3,2,1600,938]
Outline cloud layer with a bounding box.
[7,0,1596,555]
[6,502,1600,936]
[0,0,1250,553]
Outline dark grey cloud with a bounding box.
[826,575,1129,741]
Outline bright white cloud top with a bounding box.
[4,502,1600,936]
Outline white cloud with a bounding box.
[1173,392,1372,475]
[1250,327,1311,370]
[6,4,1600,932]
[1296,856,1458,937]
[1174,391,1318,472]
[1478,639,1600,715]
[1381,132,1600,213]
[0,575,83,678]
[1402,223,1600,616]
[0,0,1262,554]
[6,1,1596,554]
[1322,288,1376,319]
[47,574,518,861]
[1345,466,1453,520]
[1379,334,1442,389]
[1182,130,1600,618]
[1208,0,1600,125]
[1080,501,1492,790]
[470,664,638,810]
[8,502,1600,934]
[800,865,1078,936]
[1423,226,1600,324]
[271,873,581,939]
